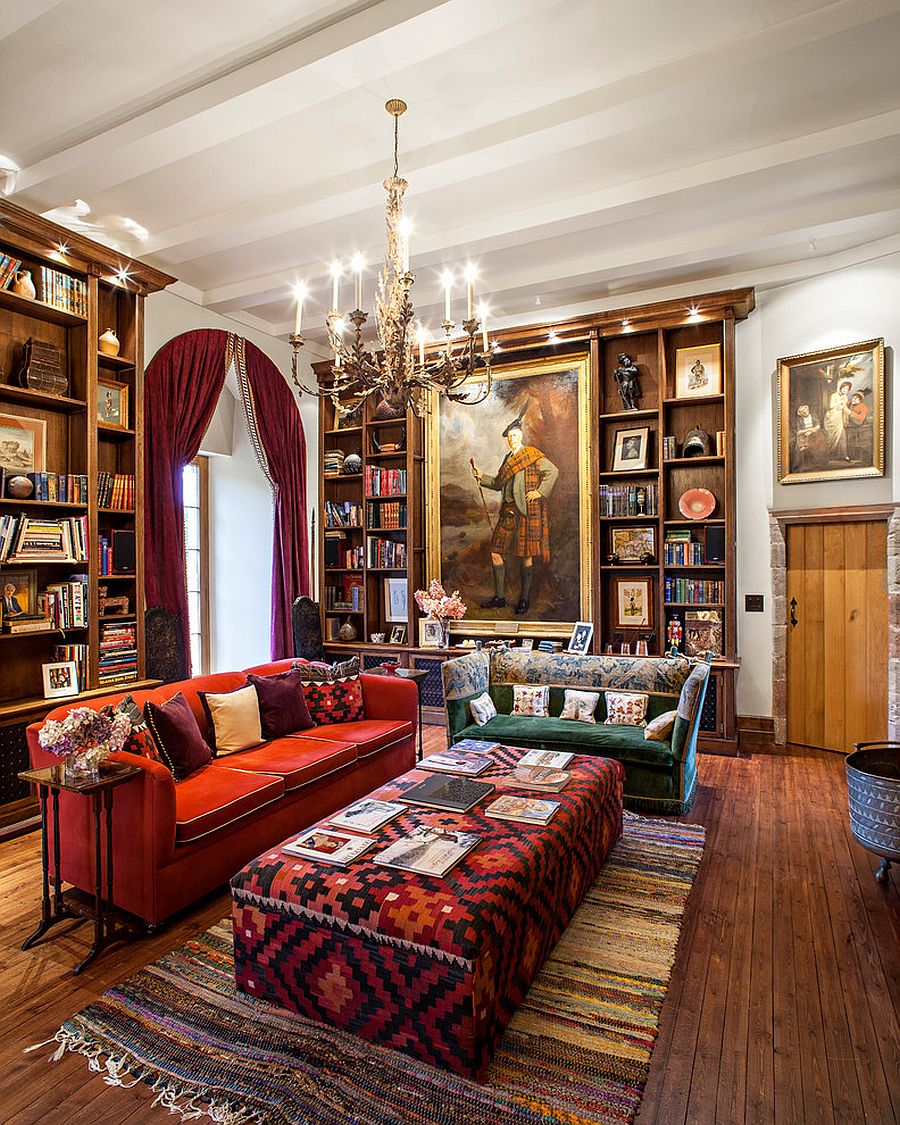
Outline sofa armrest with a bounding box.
[360,673,418,730]
[441,651,490,741]
[670,662,711,762]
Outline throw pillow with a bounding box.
[294,655,360,683]
[199,685,264,756]
[604,691,649,727]
[300,671,365,726]
[109,692,160,762]
[469,693,497,726]
[645,709,678,741]
[560,689,600,724]
[511,684,550,718]
[144,693,213,779]
[247,667,313,740]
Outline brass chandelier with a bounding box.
[289,99,495,417]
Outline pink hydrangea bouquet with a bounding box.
[38,706,131,777]
[415,580,467,646]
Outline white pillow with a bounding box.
[644,709,677,741]
[203,685,263,755]
[560,689,600,724]
[512,685,550,718]
[604,691,649,727]
[469,693,497,726]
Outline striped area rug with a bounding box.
[43,813,705,1125]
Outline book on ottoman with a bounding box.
[506,765,571,792]
[400,773,494,812]
[374,825,480,878]
[484,794,561,824]
[418,749,493,776]
[283,828,374,866]
[517,749,573,768]
[329,798,405,832]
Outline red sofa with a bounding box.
[25,659,417,926]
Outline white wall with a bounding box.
[735,251,900,718]
[143,289,319,672]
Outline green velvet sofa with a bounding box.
[441,648,710,814]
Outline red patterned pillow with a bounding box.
[302,675,365,725]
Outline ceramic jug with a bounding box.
[12,270,36,299]
[98,328,120,356]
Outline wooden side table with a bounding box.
[365,665,428,761]
[18,760,141,974]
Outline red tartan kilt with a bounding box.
[491,503,546,558]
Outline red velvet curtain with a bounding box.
[240,339,310,659]
[144,329,229,659]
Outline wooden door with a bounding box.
[786,520,887,751]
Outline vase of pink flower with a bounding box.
[38,706,132,783]
[414,579,467,648]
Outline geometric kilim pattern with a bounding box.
[301,676,365,725]
[231,747,624,1079]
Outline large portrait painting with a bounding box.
[777,338,884,484]
[426,354,592,635]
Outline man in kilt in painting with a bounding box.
[472,418,558,614]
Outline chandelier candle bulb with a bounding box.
[352,255,363,311]
[465,264,476,319]
[294,286,305,334]
[331,262,341,312]
[443,272,453,322]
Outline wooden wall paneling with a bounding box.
[844,523,869,748]
[822,524,846,751]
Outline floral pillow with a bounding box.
[644,709,678,741]
[560,689,600,724]
[512,685,550,718]
[469,693,497,726]
[604,691,649,727]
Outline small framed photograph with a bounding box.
[42,660,79,700]
[519,638,534,652]
[614,577,654,629]
[97,378,129,430]
[610,525,656,563]
[384,577,408,623]
[567,621,594,655]
[0,412,46,474]
[675,344,722,399]
[419,618,442,648]
[2,568,38,620]
[612,426,650,471]
[389,624,407,644]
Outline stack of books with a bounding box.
[98,620,137,684]
[0,514,88,562]
[323,450,346,476]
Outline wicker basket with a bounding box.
[846,742,900,882]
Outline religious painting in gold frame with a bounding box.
[777,337,884,484]
[426,353,592,637]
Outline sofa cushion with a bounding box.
[301,674,365,726]
[305,718,414,759]
[559,689,600,724]
[200,684,264,755]
[174,765,285,843]
[145,692,213,780]
[605,691,649,727]
[455,714,674,768]
[247,667,313,739]
[211,736,357,791]
[158,672,248,743]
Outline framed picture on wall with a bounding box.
[384,577,408,623]
[611,427,650,472]
[674,344,722,398]
[613,576,653,629]
[776,337,885,484]
[97,378,129,430]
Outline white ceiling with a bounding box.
[2,0,900,344]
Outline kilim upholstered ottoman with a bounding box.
[231,746,624,1079]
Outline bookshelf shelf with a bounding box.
[0,499,87,511]
[97,424,136,441]
[97,352,135,369]
[0,385,87,412]
[0,287,86,327]
[0,627,88,641]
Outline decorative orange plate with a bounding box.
[678,488,716,520]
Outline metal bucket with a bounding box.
[846,742,900,883]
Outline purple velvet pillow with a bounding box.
[247,668,313,740]
[144,692,213,780]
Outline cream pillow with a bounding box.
[469,693,497,726]
[512,685,550,718]
[604,691,649,727]
[560,689,600,724]
[202,685,263,755]
[645,709,678,741]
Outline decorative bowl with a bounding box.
[678,487,716,520]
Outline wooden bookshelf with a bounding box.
[0,198,173,833]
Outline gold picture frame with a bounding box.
[776,337,885,484]
[426,353,593,637]
[674,344,722,398]
[613,576,654,629]
[610,525,656,563]
[97,377,129,431]
[0,412,46,474]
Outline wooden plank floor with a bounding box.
[0,731,898,1123]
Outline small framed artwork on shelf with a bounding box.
[384,577,408,622]
[390,624,407,644]
[419,618,442,648]
[613,576,654,629]
[42,659,80,700]
[0,412,46,474]
[612,426,650,471]
[1,569,38,622]
[567,621,593,654]
[684,609,723,658]
[675,344,722,398]
[610,525,656,563]
[97,378,129,430]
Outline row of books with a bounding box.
[39,579,89,629]
[663,539,705,566]
[0,514,88,562]
[367,536,407,568]
[664,577,725,604]
[364,466,406,497]
[599,482,658,517]
[325,540,364,568]
[324,499,362,528]
[0,253,23,290]
[1,469,90,504]
[55,644,88,687]
[97,472,135,510]
[324,581,363,611]
[38,266,88,316]
[367,500,406,528]
[98,621,138,684]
